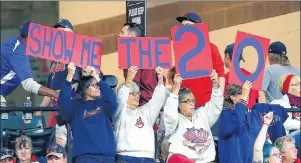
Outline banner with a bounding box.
[118,37,172,69]
[126,1,146,36]
[171,23,212,80]
[26,23,103,70]
[229,31,270,90]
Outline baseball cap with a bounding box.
[224,43,245,62]
[0,147,14,160]
[268,41,287,55]
[176,12,202,23]
[46,144,66,158]
[20,21,35,38]
[54,19,73,30]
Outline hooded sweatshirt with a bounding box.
[164,87,223,163]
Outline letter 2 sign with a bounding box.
[229,31,270,90]
[171,23,212,80]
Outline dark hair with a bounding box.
[123,22,144,37]
[224,84,242,108]
[78,76,96,100]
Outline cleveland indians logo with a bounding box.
[50,62,65,73]
[270,115,281,126]
[135,117,144,128]
[183,127,211,155]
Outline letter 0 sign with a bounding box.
[229,31,270,90]
[171,23,212,79]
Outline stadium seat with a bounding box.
[103,75,118,89]
[1,112,54,156]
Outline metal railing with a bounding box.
[0,106,72,163]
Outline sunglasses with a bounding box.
[89,83,99,89]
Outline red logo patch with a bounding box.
[135,117,144,128]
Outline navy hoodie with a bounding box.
[252,103,288,143]
[218,103,262,163]
[58,80,117,159]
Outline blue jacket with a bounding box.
[252,103,288,143]
[218,103,262,163]
[58,80,118,159]
[1,36,32,96]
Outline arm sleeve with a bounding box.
[97,81,118,118]
[219,103,247,138]
[21,78,42,95]
[139,69,158,105]
[114,85,130,124]
[163,93,179,137]
[210,43,225,77]
[58,81,74,121]
[10,48,33,82]
[143,85,166,125]
[262,69,271,92]
[198,87,224,127]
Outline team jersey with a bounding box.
[1,36,33,96]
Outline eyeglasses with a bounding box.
[290,82,300,87]
[89,83,99,89]
[180,99,196,104]
[130,92,141,96]
[270,153,282,159]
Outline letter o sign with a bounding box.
[233,37,265,82]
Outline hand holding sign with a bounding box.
[210,69,218,85]
[67,62,76,82]
[82,66,96,77]
[126,66,138,83]
[172,74,183,95]
[171,23,212,80]
[241,80,252,101]
[156,66,164,85]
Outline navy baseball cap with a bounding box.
[20,21,35,38]
[176,12,202,23]
[46,144,66,158]
[0,147,14,160]
[224,43,245,62]
[268,41,287,55]
[54,19,73,30]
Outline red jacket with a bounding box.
[181,43,225,106]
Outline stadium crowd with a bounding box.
[0,12,300,163]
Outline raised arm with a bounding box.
[220,81,252,137]
[114,66,138,123]
[198,70,223,127]
[58,62,76,120]
[144,67,166,125]
[253,112,274,163]
[163,74,182,136]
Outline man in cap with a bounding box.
[46,144,67,163]
[0,21,59,107]
[37,18,81,148]
[0,147,14,163]
[259,41,300,103]
[118,22,160,107]
[223,43,259,108]
[175,12,225,107]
